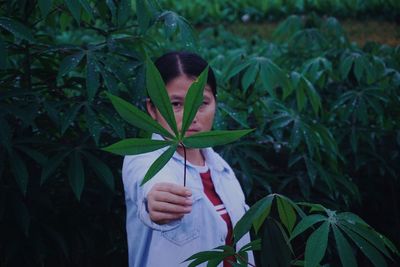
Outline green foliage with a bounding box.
[159,0,400,24]
[0,1,399,267]
[188,195,398,266]
[193,12,399,266]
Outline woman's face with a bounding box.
[147,75,216,137]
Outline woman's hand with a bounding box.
[147,182,193,225]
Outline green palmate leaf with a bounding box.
[15,145,47,165]
[57,52,84,79]
[303,78,321,115]
[298,202,328,213]
[290,214,326,241]
[338,212,369,227]
[260,219,292,267]
[83,152,115,191]
[141,144,177,185]
[61,103,83,134]
[161,11,178,37]
[340,221,392,260]
[304,221,330,267]
[107,93,174,139]
[86,52,99,101]
[103,138,174,155]
[0,17,35,42]
[270,114,293,131]
[219,104,249,128]
[259,58,290,98]
[304,156,317,185]
[237,250,249,265]
[38,0,52,18]
[101,110,125,138]
[60,12,72,31]
[302,125,318,158]
[41,150,71,184]
[180,66,209,137]
[85,105,101,145]
[183,129,253,148]
[289,119,302,150]
[177,16,196,45]
[237,157,253,197]
[68,151,85,201]
[339,224,388,267]
[65,0,81,23]
[146,58,179,136]
[276,195,297,234]
[351,127,358,153]
[332,225,357,267]
[45,226,70,259]
[136,0,152,33]
[106,0,117,22]
[185,249,227,267]
[239,239,262,253]
[9,150,29,195]
[241,63,259,93]
[225,61,251,81]
[252,196,274,234]
[101,69,118,94]
[296,82,306,112]
[78,0,94,20]
[381,234,400,256]
[233,194,274,243]
[0,36,6,68]
[0,117,11,150]
[117,0,131,26]
[13,196,30,236]
[314,124,338,157]
[339,55,354,79]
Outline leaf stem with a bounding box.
[235,252,256,267]
[182,143,187,187]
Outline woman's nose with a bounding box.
[192,113,200,124]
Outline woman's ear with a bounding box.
[146,98,157,120]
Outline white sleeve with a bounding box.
[122,152,181,231]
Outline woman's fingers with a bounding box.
[153,182,192,197]
[153,191,193,206]
[147,182,193,224]
[150,200,192,214]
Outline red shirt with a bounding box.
[200,170,235,267]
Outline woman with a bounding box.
[122,52,254,267]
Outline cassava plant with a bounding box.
[187,194,399,267]
[102,57,253,185]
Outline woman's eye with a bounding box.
[172,102,182,108]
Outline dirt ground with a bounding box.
[225,19,400,47]
[341,19,400,47]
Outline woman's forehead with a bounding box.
[166,75,214,96]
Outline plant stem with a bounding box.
[182,143,187,187]
[235,253,256,267]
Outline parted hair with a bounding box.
[154,51,217,97]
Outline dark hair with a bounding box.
[154,51,217,97]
